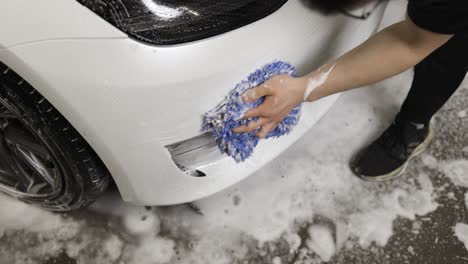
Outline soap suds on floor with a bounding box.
[345,174,437,248]
[103,234,124,262]
[440,160,468,188]
[0,192,177,264]
[458,110,467,118]
[0,195,81,263]
[407,245,415,255]
[272,256,283,264]
[454,223,468,250]
[465,192,468,210]
[456,192,468,250]
[127,236,175,264]
[283,232,302,254]
[462,146,468,154]
[421,154,439,170]
[0,195,80,237]
[123,206,160,236]
[306,225,336,262]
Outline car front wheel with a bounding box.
[0,62,110,211]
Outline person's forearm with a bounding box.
[234,18,453,137]
[302,19,452,102]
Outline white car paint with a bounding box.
[0,0,125,49]
[0,0,387,205]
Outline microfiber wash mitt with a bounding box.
[202,61,302,162]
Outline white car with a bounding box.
[0,0,387,210]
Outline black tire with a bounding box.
[0,61,110,211]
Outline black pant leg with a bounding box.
[399,33,468,124]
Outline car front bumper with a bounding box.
[0,1,386,205]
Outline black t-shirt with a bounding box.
[408,0,468,34]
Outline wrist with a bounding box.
[285,76,308,104]
[302,64,336,102]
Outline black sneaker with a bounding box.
[351,115,434,182]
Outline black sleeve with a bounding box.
[407,0,468,34]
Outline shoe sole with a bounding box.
[357,126,434,182]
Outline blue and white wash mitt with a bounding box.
[202,61,302,162]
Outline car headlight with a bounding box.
[77,0,288,45]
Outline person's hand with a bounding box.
[232,74,306,138]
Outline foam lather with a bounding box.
[202,61,302,162]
